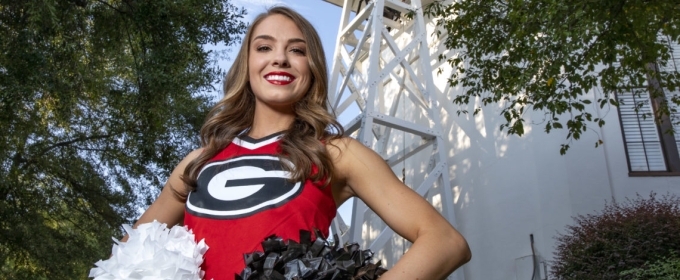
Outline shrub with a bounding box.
[620,255,680,280]
[551,192,680,279]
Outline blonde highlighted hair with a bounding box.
[181,6,343,192]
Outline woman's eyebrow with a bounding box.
[252,35,306,44]
[287,38,306,44]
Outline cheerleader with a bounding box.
[128,6,470,279]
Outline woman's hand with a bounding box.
[329,138,471,280]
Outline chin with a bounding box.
[256,99,297,110]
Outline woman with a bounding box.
[132,6,470,279]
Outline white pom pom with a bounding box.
[89,220,209,280]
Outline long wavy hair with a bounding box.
[181,6,344,193]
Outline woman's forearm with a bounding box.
[380,227,471,280]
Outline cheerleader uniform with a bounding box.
[184,132,337,279]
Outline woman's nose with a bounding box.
[271,48,289,67]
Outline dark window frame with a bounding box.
[616,63,680,176]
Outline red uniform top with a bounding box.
[184,132,337,280]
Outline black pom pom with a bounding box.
[237,229,387,280]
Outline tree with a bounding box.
[0,0,246,278]
[424,0,680,154]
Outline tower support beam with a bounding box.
[328,1,463,279]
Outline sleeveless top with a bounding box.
[184,132,337,280]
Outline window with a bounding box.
[617,37,680,175]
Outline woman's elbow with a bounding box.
[449,229,472,267]
[459,241,472,264]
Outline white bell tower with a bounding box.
[324,1,463,279]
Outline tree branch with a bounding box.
[15,133,122,169]
[36,134,117,157]
[95,0,126,15]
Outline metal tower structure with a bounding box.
[325,0,462,279]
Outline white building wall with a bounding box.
[322,1,680,278]
[420,9,680,280]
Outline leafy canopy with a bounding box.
[425,0,680,153]
[0,0,246,278]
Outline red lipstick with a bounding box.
[264,72,296,85]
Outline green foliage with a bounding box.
[551,193,680,279]
[425,0,680,150]
[0,0,246,278]
[621,255,680,280]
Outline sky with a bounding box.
[208,0,355,224]
[222,0,343,70]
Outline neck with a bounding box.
[249,103,295,139]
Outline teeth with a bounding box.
[266,75,292,82]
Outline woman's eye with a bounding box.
[291,48,306,55]
[256,46,271,52]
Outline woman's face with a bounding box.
[248,14,311,111]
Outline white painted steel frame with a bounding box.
[328,1,463,279]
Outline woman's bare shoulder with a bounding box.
[326,137,379,175]
[326,137,362,161]
[184,147,205,161]
[325,137,366,200]
[167,147,204,194]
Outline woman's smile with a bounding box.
[264,71,296,85]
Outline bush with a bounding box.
[620,255,680,280]
[551,192,680,279]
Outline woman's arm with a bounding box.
[330,138,470,280]
[120,148,203,242]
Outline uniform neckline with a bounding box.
[238,130,286,144]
